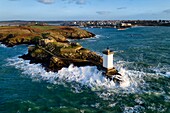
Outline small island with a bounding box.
[0,25,120,81]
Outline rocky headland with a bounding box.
[0,25,95,47]
[0,25,119,80]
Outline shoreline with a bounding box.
[0,25,120,81]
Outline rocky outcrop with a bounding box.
[0,25,103,72]
[0,26,95,47]
[21,40,103,72]
[0,25,122,82]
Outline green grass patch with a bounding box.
[30,26,56,30]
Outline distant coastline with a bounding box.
[1,20,170,28]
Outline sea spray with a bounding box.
[6,55,169,103]
[6,57,152,93]
[7,57,118,90]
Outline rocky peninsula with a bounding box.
[0,25,119,80]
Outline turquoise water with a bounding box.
[0,27,170,113]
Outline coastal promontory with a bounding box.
[0,25,106,72]
[0,25,95,47]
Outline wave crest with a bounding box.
[6,57,165,95]
[6,57,132,90]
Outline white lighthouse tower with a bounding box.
[102,48,114,70]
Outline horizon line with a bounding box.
[1,19,170,22]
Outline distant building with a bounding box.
[121,23,132,27]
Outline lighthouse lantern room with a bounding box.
[102,48,114,70]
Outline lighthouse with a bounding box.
[102,48,114,70]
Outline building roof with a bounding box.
[102,49,114,55]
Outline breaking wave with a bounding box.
[152,66,170,78]
[5,59,142,88]
[6,57,154,92]
[6,56,169,112]
[95,35,101,39]
[0,43,7,48]
[86,35,101,42]
[6,57,130,90]
[67,35,101,43]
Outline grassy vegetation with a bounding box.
[0,25,105,76]
[30,25,56,30]
[0,25,94,46]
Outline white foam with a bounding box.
[6,57,138,91]
[123,105,145,113]
[87,39,97,42]
[86,35,101,40]
[152,67,170,78]
[165,72,170,77]
[158,72,170,78]
[114,61,148,91]
[9,57,168,97]
[6,57,151,94]
[6,56,165,105]
[67,35,101,42]
[83,35,101,40]
[0,43,7,48]
[95,35,101,39]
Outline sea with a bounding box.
[0,26,170,113]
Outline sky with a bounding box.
[0,0,170,21]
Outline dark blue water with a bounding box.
[0,27,170,113]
